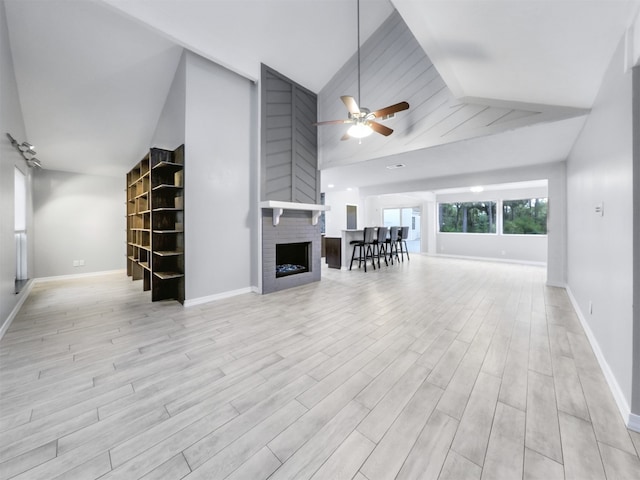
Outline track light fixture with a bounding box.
[6,133,42,169]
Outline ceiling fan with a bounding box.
[314,0,410,141]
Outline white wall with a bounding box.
[32,169,124,278]
[0,0,34,334]
[152,51,186,150]
[183,52,258,301]
[566,36,635,419]
[323,188,362,237]
[437,233,547,263]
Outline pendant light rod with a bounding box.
[356,0,361,107]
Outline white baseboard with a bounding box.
[184,286,256,307]
[35,269,126,283]
[435,253,546,267]
[0,279,35,340]
[565,286,633,429]
[628,413,640,433]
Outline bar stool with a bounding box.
[386,226,400,264]
[372,226,389,268]
[349,227,376,272]
[398,226,410,261]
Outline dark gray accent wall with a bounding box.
[261,64,319,204]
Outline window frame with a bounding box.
[502,197,548,236]
[437,200,498,235]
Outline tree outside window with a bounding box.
[438,202,496,233]
[503,198,548,234]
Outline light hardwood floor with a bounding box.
[1,256,639,479]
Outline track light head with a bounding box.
[19,142,36,155]
[27,157,42,169]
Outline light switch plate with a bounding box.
[594,202,604,216]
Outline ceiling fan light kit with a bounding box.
[314,0,409,142]
[347,123,373,139]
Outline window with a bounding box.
[382,207,420,231]
[503,198,548,234]
[383,207,421,252]
[438,202,496,233]
[15,167,28,289]
[346,204,357,229]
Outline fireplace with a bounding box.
[262,208,322,293]
[276,242,310,278]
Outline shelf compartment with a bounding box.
[152,161,183,170]
[152,184,183,190]
[153,271,184,280]
[154,250,184,256]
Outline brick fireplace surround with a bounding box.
[261,209,321,294]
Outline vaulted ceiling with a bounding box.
[4,0,639,187]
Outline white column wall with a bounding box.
[183,52,258,302]
[566,36,635,421]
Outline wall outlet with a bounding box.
[78,259,85,266]
[73,260,79,267]
[501,250,506,256]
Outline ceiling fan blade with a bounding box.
[340,132,351,141]
[313,119,351,126]
[368,121,393,136]
[370,101,410,120]
[341,95,360,115]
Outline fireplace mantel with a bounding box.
[260,200,330,226]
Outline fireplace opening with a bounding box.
[276,242,311,278]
